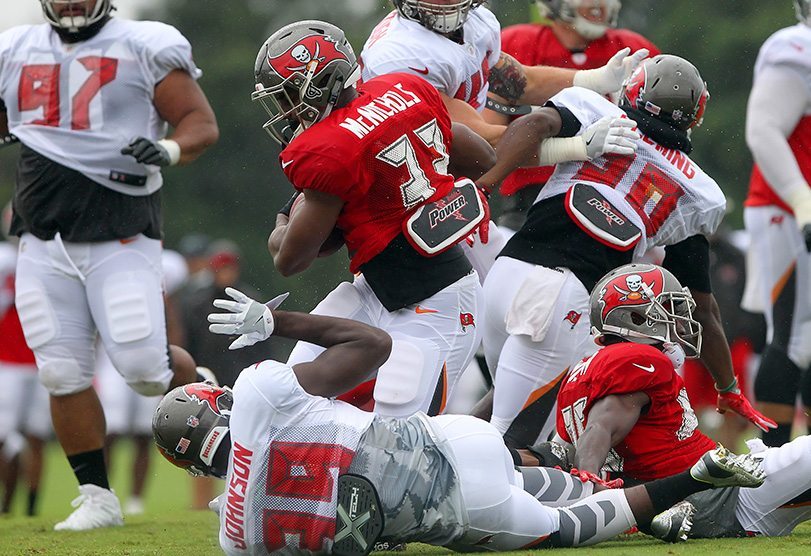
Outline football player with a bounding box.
[251,20,611,419]
[554,263,811,540]
[744,0,811,447]
[152,293,765,554]
[494,0,660,234]
[0,0,218,530]
[481,54,775,448]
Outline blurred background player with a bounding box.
[0,0,218,530]
[744,0,811,446]
[0,206,51,517]
[494,0,660,234]
[95,249,188,516]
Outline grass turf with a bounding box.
[1,442,810,555]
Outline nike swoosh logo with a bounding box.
[408,66,429,75]
[632,363,655,373]
[585,136,594,146]
[281,160,294,169]
[415,305,438,314]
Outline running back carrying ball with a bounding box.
[280,192,345,257]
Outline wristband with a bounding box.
[157,139,181,166]
[278,191,301,217]
[716,377,739,394]
[537,136,588,165]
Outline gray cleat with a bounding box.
[650,500,695,543]
[690,445,766,488]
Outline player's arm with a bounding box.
[0,102,8,136]
[268,189,343,277]
[152,69,219,164]
[272,311,392,398]
[663,235,777,431]
[746,64,811,245]
[448,122,497,180]
[573,392,648,475]
[442,92,507,147]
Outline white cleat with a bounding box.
[124,497,145,516]
[54,484,124,531]
[650,500,695,543]
[690,445,766,488]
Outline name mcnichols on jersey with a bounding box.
[338,82,422,139]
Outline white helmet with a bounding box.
[536,0,621,40]
[40,0,113,33]
[796,0,811,25]
[392,1,485,34]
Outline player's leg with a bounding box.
[489,267,591,447]
[747,206,811,445]
[459,221,508,284]
[735,435,811,535]
[375,272,483,417]
[14,234,119,529]
[127,387,159,515]
[0,363,27,513]
[19,369,51,516]
[516,465,594,507]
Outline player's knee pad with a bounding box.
[15,283,59,349]
[109,346,171,397]
[374,340,431,416]
[38,358,90,396]
[101,274,154,343]
[754,346,803,406]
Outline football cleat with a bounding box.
[649,500,695,543]
[333,474,385,556]
[54,484,124,531]
[689,445,765,488]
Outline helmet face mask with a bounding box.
[393,0,483,34]
[536,0,622,40]
[620,54,709,131]
[591,264,703,358]
[40,0,113,33]
[152,383,233,479]
[252,21,360,146]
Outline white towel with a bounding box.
[505,266,567,342]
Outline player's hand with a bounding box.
[573,47,649,96]
[787,186,811,251]
[582,116,640,159]
[716,389,777,432]
[121,137,173,166]
[208,287,289,350]
[570,468,624,489]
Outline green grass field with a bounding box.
[1,442,810,555]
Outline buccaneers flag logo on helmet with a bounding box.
[183,384,230,417]
[599,267,665,321]
[267,34,351,81]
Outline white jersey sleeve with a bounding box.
[0,19,201,196]
[540,87,726,255]
[756,24,811,84]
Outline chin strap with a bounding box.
[53,15,112,44]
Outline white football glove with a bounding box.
[573,47,650,96]
[207,287,289,350]
[582,116,640,159]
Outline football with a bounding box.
[288,194,345,257]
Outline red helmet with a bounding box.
[590,263,702,357]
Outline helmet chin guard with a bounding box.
[40,0,113,33]
[392,1,483,34]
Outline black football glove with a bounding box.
[803,223,811,252]
[121,137,172,166]
[526,441,574,470]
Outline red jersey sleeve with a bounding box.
[280,135,360,201]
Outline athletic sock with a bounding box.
[26,489,38,516]
[67,449,110,490]
[644,470,707,515]
[761,423,792,447]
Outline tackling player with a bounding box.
[151,291,765,554]
[744,0,811,447]
[495,0,660,233]
[481,54,775,448]
[0,0,218,530]
[555,263,811,540]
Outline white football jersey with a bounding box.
[755,23,811,95]
[218,361,374,555]
[538,87,726,256]
[0,242,16,316]
[0,19,201,196]
[360,8,501,111]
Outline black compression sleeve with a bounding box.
[543,102,582,137]
[663,235,712,293]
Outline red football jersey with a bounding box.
[499,24,659,196]
[281,73,456,273]
[0,273,36,365]
[556,342,715,482]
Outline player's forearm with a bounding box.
[573,425,612,475]
[169,109,219,165]
[0,110,8,137]
[693,291,736,390]
[519,66,575,106]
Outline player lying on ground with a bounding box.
[550,262,811,540]
[151,290,765,554]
